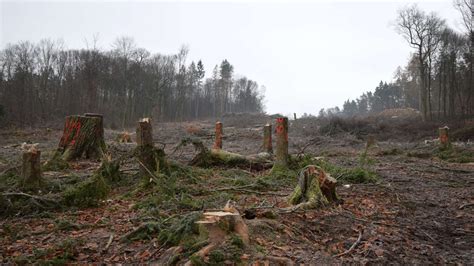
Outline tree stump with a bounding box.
[213,121,223,150]
[21,145,43,191]
[288,165,339,209]
[136,118,155,177]
[439,126,450,149]
[136,118,168,179]
[274,117,289,169]
[263,124,273,154]
[57,114,106,161]
[189,201,249,264]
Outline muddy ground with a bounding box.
[0,116,473,264]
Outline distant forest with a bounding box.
[0,37,265,127]
[320,1,474,121]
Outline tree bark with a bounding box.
[289,165,339,209]
[57,114,106,161]
[263,124,273,154]
[21,149,42,191]
[213,121,223,150]
[136,118,157,177]
[274,117,288,168]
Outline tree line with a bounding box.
[320,1,473,121]
[0,37,265,127]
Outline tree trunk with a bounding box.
[57,114,106,161]
[274,117,288,169]
[263,124,273,154]
[213,121,223,150]
[21,148,42,191]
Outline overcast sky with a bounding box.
[0,0,462,116]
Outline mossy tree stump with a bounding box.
[439,126,450,150]
[273,117,289,171]
[57,114,106,161]
[263,124,273,153]
[136,118,168,179]
[289,165,339,209]
[21,146,43,191]
[213,121,223,150]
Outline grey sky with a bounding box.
[0,0,461,116]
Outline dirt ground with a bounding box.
[0,117,473,264]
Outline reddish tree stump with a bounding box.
[274,117,288,168]
[213,121,223,150]
[439,126,450,149]
[21,147,43,191]
[263,124,273,153]
[57,114,106,161]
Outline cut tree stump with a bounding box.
[187,201,249,264]
[20,144,43,191]
[56,114,106,161]
[273,117,289,170]
[439,126,450,149]
[213,121,223,150]
[263,124,273,153]
[288,165,339,209]
[135,118,168,179]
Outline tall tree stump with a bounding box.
[21,145,43,191]
[136,118,168,179]
[213,121,223,150]
[263,124,273,153]
[57,114,106,161]
[136,118,156,177]
[274,117,289,169]
[288,165,339,209]
[439,126,450,149]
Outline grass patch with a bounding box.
[436,146,474,163]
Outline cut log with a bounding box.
[288,165,339,209]
[439,126,450,149]
[273,117,289,170]
[56,114,106,161]
[213,121,223,150]
[21,145,43,191]
[263,124,273,153]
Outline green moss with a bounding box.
[314,159,378,184]
[288,176,328,208]
[208,250,226,264]
[42,154,69,172]
[62,174,109,207]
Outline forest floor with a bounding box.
[0,116,473,264]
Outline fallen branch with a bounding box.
[215,184,287,196]
[1,192,59,205]
[103,233,114,252]
[459,202,474,209]
[334,229,363,257]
